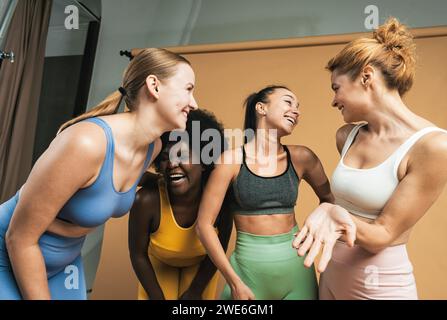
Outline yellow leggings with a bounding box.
[138,254,219,300]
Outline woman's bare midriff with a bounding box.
[234,212,297,235]
[46,218,95,238]
[18,185,96,239]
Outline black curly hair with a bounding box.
[153,109,227,184]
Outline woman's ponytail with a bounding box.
[242,85,290,138]
[57,90,123,134]
[57,48,191,134]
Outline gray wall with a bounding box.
[188,0,447,44]
[86,0,447,109]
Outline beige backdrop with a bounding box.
[92,28,447,299]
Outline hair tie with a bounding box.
[118,86,127,96]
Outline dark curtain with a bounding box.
[0,0,53,201]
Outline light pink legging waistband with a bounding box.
[319,241,418,300]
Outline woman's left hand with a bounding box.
[292,203,356,272]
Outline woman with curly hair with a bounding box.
[129,109,233,300]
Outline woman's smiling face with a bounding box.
[158,141,204,196]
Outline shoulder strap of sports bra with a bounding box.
[157,178,173,220]
[83,117,114,167]
[283,144,291,159]
[392,127,447,175]
[241,144,247,163]
[283,145,300,179]
[283,145,294,166]
[340,123,367,158]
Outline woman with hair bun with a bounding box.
[129,109,233,300]
[293,17,447,299]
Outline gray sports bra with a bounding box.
[230,145,299,215]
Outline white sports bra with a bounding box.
[332,123,447,220]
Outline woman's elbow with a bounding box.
[195,220,211,240]
[362,244,386,255]
[195,222,203,240]
[5,228,26,252]
[364,223,397,254]
[361,237,393,254]
[129,246,153,271]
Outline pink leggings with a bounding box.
[319,241,418,300]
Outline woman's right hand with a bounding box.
[292,203,356,272]
[231,280,255,300]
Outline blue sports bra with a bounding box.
[56,117,154,228]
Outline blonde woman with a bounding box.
[0,48,198,299]
[293,18,447,300]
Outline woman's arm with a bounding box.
[196,150,254,300]
[128,181,165,300]
[289,145,334,204]
[294,132,447,271]
[289,145,338,268]
[350,133,447,253]
[5,123,103,299]
[292,126,357,271]
[181,196,233,300]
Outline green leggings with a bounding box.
[221,225,318,300]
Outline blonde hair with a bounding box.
[58,48,191,133]
[327,17,416,96]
